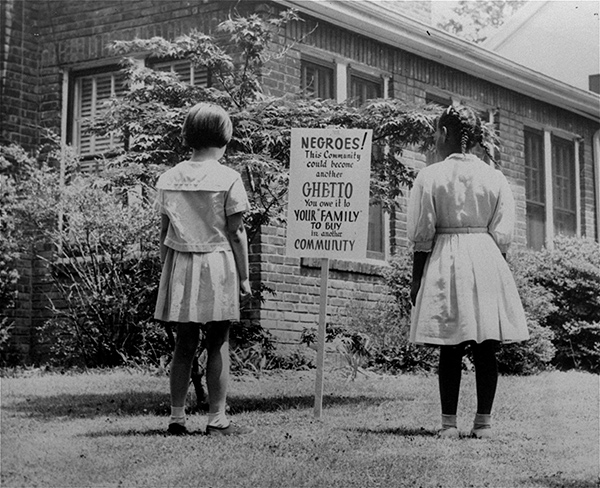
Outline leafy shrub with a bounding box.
[302,323,374,379]
[511,236,600,373]
[0,145,31,366]
[36,173,169,367]
[230,320,276,376]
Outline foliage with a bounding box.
[511,236,600,373]
[0,150,21,365]
[11,150,170,367]
[0,143,57,366]
[377,254,441,373]
[229,320,276,376]
[497,258,557,375]
[438,0,528,44]
[100,9,478,229]
[301,324,373,380]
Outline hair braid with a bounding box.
[460,129,470,154]
[439,104,485,156]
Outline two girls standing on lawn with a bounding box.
[154,103,254,436]
[408,105,529,438]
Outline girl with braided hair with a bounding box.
[407,104,529,439]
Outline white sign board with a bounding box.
[286,128,373,259]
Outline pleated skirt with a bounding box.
[154,248,240,324]
[410,233,530,346]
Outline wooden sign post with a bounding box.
[286,127,372,418]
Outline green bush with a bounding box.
[511,236,600,373]
[0,145,31,366]
[36,173,169,367]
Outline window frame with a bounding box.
[146,57,211,87]
[300,56,335,100]
[348,69,383,107]
[298,48,391,262]
[524,124,582,249]
[524,127,546,250]
[346,67,388,261]
[67,64,127,166]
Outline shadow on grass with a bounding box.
[524,476,598,488]
[5,391,400,419]
[86,428,208,438]
[349,426,438,437]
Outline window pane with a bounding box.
[74,70,126,158]
[526,202,546,250]
[367,202,385,259]
[552,137,576,236]
[525,129,546,248]
[350,75,381,107]
[151,59,209,87]
[301,60,334,99]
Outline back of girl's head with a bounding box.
[438,105,483,155]
[182,103,233,150]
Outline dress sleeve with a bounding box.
[225,174,251,216]
[407,171,436,252]
[488,172,515,253]
[153,188,166,214]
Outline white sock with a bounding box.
[170,406,186,426]
[441,414,457,430]
[473,413,491,430]
[207,410,229,428]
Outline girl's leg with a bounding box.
[471,340,499,437]
[472,340,499,415]
[438,343,465,436]
[204,321,231,426]
[203,321,254,436]
[439,344,465,415]
[169,323,201,432]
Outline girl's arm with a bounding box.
[159,214,170,264]
[410,251,429,305]
[226,211,251,301]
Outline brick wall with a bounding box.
[3,0,598,359]
[1,0,41,149]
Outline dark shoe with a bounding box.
[438,427,460,439]
[167,423,189,436]
[206,422,255,436]
[470,426,493,439]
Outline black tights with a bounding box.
[439,340,499,415]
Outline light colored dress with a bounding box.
[407,153,529,345]
[154,160,250,324]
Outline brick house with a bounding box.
[2,0,599,361]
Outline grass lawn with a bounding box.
[1,367,598,488]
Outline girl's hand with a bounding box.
[410,279,421,306]
[240,279,252,307]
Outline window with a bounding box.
[552,136,577,236]
[349,73,385,258]
[524,128,580,249]
[301,59,334,99]
[525,128,546,250]
[149,59,210,87]
[71,67,126,160]
[366,145,386,260]
[349,74,381,107]
[299,55,390,260]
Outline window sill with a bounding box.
[301,256,389,276]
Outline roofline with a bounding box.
[274,0,599,123]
